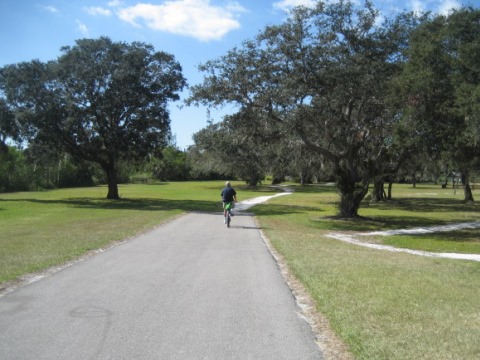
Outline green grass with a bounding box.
[0,181,264,284]
[382,229,480,254]
[252,183,480,360]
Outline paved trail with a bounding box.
[327,221,480,262]
[0,204,322,359]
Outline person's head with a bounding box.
[225,181,231,187]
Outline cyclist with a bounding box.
[221,181,237,223]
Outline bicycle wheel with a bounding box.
[226,212,231,227]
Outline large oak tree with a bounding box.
[189,1,418,217]
[0,37,186,199]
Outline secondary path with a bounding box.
[0,200,322,359]
[326,221,480,262]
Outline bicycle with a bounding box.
[224,202,234,228]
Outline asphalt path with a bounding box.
[0,203,323,359]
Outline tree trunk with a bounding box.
[299,168,312,186]
[462,172,474,202]
[247,171,260,187]
[337,174,369,218]
[104,163,120,199]
[271,174,284,185]
[387,181,393,200]
[371,177,386,202]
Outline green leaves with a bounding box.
[397,8,480,167]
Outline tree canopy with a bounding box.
[394,7,480,202]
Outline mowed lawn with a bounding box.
[252,183,480,360]
[1,181,479,359]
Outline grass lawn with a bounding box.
[252,183,480,360]
[0,181,268,284]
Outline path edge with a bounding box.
[254,217,355,360]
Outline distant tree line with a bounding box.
[0,143,228,193]
[1,1,479,218]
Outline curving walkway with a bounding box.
[326,222,480,262]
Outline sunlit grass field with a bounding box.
[1,181,479,359]
[252,183,480,360]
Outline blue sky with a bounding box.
[1,0,477,149]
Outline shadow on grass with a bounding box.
[1,197,222,213]
[288,184,337,194]
[310,215,456,232]
[238,185,286,193]
[205,183,336,194]
[203,184,286,193]
[367,198,480,215]
[1,196,321,216]
[251,203,323,216]
[402,229,480,244]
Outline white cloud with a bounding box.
[108,0,123,7]
[40,5,59,14]
[272,0,360,12]
[273,0,316,12]
[410,0,425,14]
[408,0,462,15]
[436,0,461,15]
[76,20,89,36]
[116,0,246,41]
[84,7,112,16]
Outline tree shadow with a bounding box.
[311,215,456,232]
[289,183,337,194]
[0,196,322,216]
[204,184,286,193]
[0,197,222,213]
[370,197,480,214]
[251,203,323,216]
[406,229,480,244]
